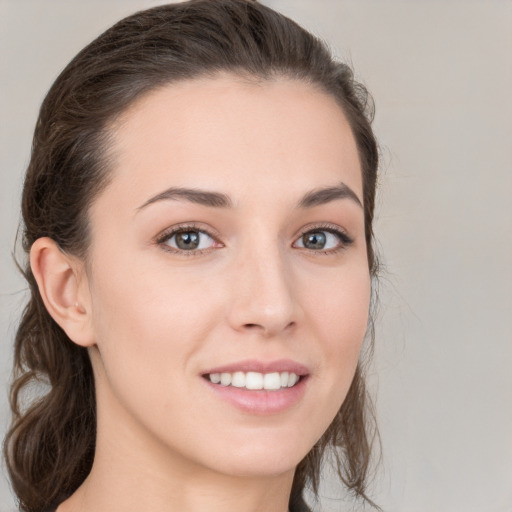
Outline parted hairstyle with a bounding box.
[3,1,380,511]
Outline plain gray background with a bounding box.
[1,1,511,511]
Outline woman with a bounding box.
[4,1,379,511]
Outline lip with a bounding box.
[200,359,310,415]
[201,358,310,376]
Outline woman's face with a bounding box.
[82,75,370,478]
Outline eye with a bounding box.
[157,226,220,254]
[293,226,353,252]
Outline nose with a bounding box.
[226,243,298,338]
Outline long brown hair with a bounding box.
[3,1,380,511]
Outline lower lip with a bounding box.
[202,376,309,415]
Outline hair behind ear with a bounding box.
[4,260,97,512]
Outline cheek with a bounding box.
[303,265,371,419]
[87,252,222,404]
[90,258,218,353]
[310,265,371,357]
[86,256,231,464]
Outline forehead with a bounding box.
[103,74,362,209]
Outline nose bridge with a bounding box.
[228,229,297,336]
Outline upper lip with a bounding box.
[202,359,310,376]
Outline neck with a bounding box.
[60,464,294,512]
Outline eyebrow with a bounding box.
[137,187,233,210]
[136,182,362,211]
[297,183,363,209]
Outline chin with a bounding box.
[203,430,315,478]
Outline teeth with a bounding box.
[245,371,263,389]
[208,371,301,390]
[210,373,221,384]
[263,372,281,390]
[220,373,231,386]
[231,371,245,388]
[288,373,298,387]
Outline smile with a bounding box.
[201,359,310,414]
[205,371,300,390]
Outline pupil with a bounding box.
[176,231,200,250]
[304,232,326,249]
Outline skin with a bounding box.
[31,75,371,512]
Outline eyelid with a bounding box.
[154,221,354,256]
[155,222,223,256]
[293,222,354,253]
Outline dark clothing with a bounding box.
[290,493,312,512]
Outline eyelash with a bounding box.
[155,223,222,257]
[155,222,354,257]
[294,223,354,255]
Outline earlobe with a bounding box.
[30,237,95,347]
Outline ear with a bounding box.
[30,237,95,347]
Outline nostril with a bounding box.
[242,321,296,336]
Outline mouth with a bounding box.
[202,371,303,391]
[200,359,310,414]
